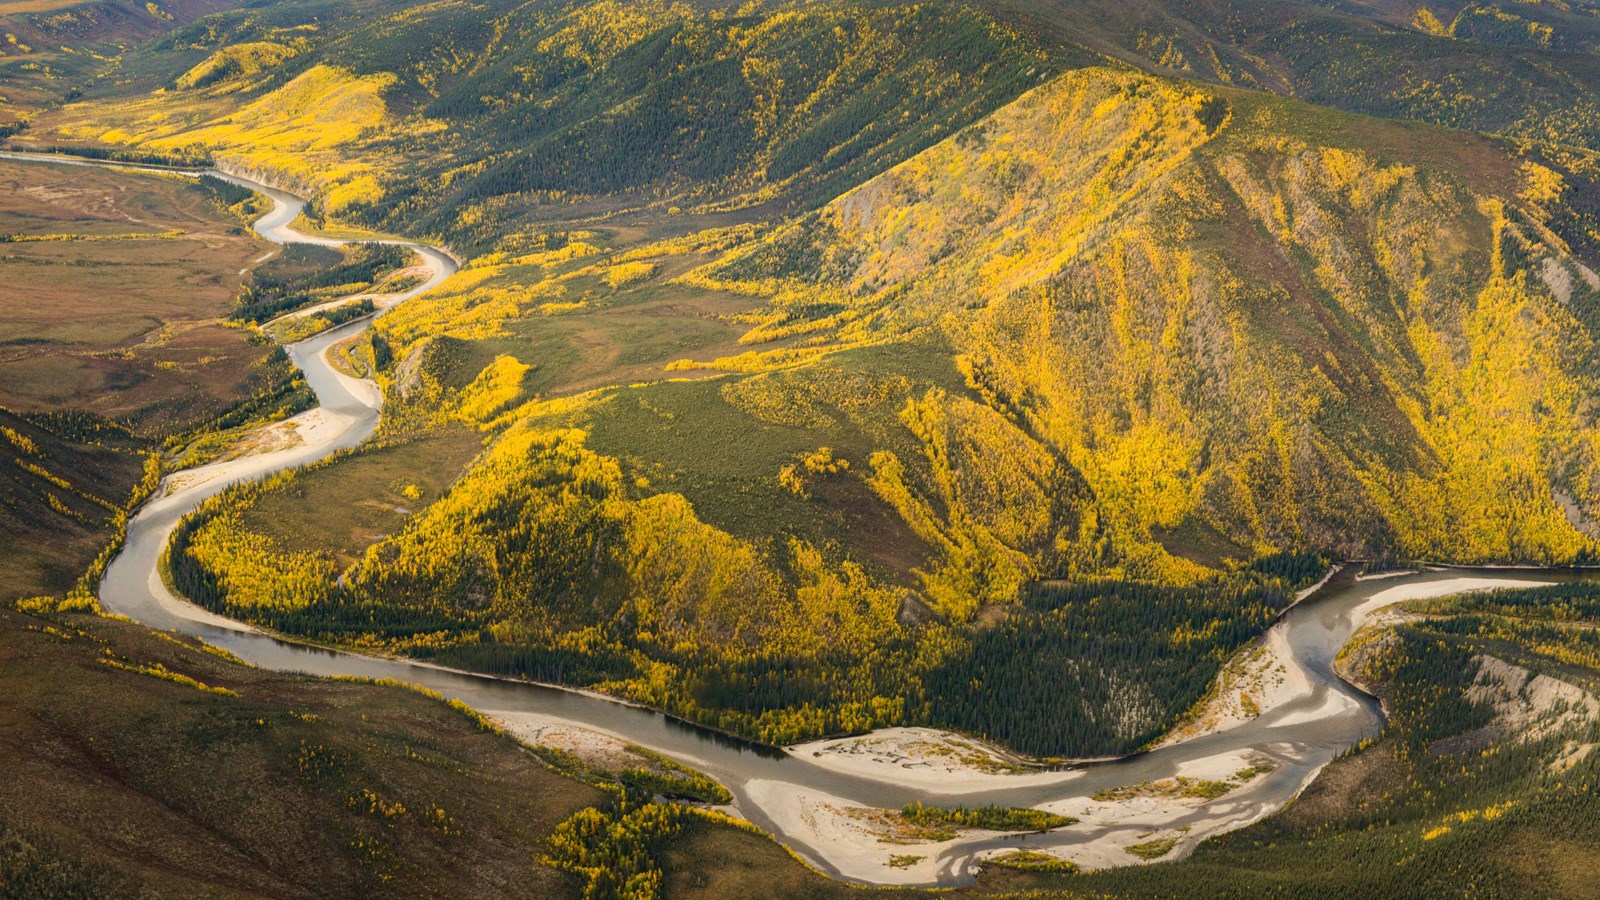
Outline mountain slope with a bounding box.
[692,67,1600,573]
[19,0,1074,251]
[158,65,1600,758]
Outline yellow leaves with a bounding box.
[1085,422,1199,533]
[601,260,657,288]
[1422,801,1517,841]
[1317,148,1413,210]
[1169,619,1221,647]
[147,64,394,157]
[1376,265,1593,562]
[1,426,37,455]
[70,64,409,220]
[665,344,839,373]
[703,67,1215,312]
[175,41,301,91]
[97,657,237,696]
[1519,161,1566,220]
[352,787,407,818]
[623,492,778,637]
[504,240,604,269]
[800,446,849,474]
[322,174,385,216]
[1412,7,1449,37]
[776,447,849,499]
[1481,800,1515,821]
[777,463,807,497]
[185,495,336,611]
[453,354,530,425]
[534,0,692,67]
[864,389,1047,617]
[741,54,784,141]
[375,264,518,355]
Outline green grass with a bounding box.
[1124,837,1178,860]
[578,339,959,566]
[983,850,1079,874]
[618,744,733,805]
[898,802,1076,833]
[239,426,485,568]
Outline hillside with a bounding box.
[9,0,1600,894]
[695,69,1600,573]
[989,0,1600,153]
[9,573,1600,897]
[2,600,912,899]
[155,64,1600,760]
[14,0,1600,261]
[0,0,250,128]
[0,158,308,602]
[14,0,1077,252]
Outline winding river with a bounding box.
[6,151,1588,887]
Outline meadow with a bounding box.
[0,161,266,422]
[0,158,290,600]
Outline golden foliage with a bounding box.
[175,41,302,91]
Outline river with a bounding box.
[3,151,1581,887]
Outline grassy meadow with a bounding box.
[0,159,267,426]
[0,158,295,600]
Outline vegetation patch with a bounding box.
[1093,766,1276,803]
[1125,836,1179,859]
[984,849,1080,874]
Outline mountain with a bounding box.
[17,0,1080,251]
[152,63,1600,759]
[14,0,1600,255]
[8,0,1600,895]
[0,0,250,129]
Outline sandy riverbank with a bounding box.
[743,778,1010,885]
[1029,746,1283,869]
[1161,576,1552,747]
[788,727,1083,794]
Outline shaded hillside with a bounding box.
[0,603,599,897]
[18,0,1600,262]
[0,0,251,127]
[985,0,1600,151]
[974,0,1600,260]
[0,408,149,600]
[9,588,900,900]
[20,0,1079,251]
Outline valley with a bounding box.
[7,0,1600,896]
[29,151,1600,892]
